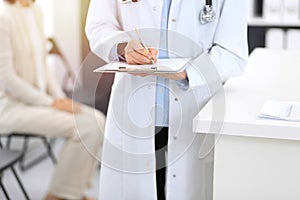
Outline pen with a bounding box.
[134,28,155,64]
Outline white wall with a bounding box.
[53,0,81,70]
[38,0,82,90]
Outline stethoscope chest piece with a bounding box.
[199,5,216,24]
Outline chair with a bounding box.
[0,140,30,200]
[47,37,75,95]
[2,38,69,171]
[5,134,57,171]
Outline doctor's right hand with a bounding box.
[118,40,158,65]
[51,98,81,114]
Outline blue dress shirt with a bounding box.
[155,0,172,127]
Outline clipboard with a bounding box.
[93,58,190,73]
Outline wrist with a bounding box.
[117,43,127,59]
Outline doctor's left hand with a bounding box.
[130,71,187,80]
[155,71,187,80]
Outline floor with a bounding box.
[0,137,99,200]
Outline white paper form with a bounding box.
[258,101,300,122]
[93,58,190,73]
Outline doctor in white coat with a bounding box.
[86,0,248,199]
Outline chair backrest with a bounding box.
[47,37,75,93]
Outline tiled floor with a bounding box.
[0,138,99,200]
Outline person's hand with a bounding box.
[118,40,186,80]
[130,71,187,81]
[51,98,81,114]
[130,71,187,80]
[123,40,158,65]
[156,71,187,81]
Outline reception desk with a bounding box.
[194,48,300,200]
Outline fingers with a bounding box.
[129,73,149,77]
[157,71,187,80]
[72,102,82,114]
[52,98,82,114]
[130,71,187,80]
[124,40,143,52]
[125,50,152,64]
[66,99,82,114]
[149,48,158,62]
[124,40,158,65]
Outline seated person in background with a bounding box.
[0,0,105,200]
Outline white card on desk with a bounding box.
[258,101,300,122]
[93,58,190,73]
[283,0,300,23]
[263,0,283,23]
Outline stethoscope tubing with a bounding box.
[206,0,212,6]
[118,0,216,24]
[120,0,212,6]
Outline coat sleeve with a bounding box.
[186,0,249,88]
[0,11,54,106]
[85,0,131,62]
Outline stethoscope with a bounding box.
[119,0,216,24]
[199,0,216,24]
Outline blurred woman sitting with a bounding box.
[0,0,105,199]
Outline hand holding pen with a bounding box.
[122,39,158,65]
[134,28,156,64]
[119,28,158,65]
[117,39,187,80]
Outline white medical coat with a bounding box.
[86,0,248,199]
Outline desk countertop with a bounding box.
[194,48,300,141]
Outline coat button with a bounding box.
[173,136,177,140]
[174,98,178,102]
[173,174,176,178]
[172,18,177,22]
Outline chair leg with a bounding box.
[19,136,57,171]
[42,137,57,164]
[6,135,56,171]
[0,175,10,200]
[10,167,30,200]
[6,135,12,149]
[19,137,29,171]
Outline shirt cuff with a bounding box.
[176,73,189,91]
[108,44,119,61]
[185,64,206,88]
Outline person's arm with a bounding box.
[34,4,66,100]
[0,12,54,106]
[46,67,66,99]
[86,0,131,62]
[186,0,248,88]
[46,67,81,114]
